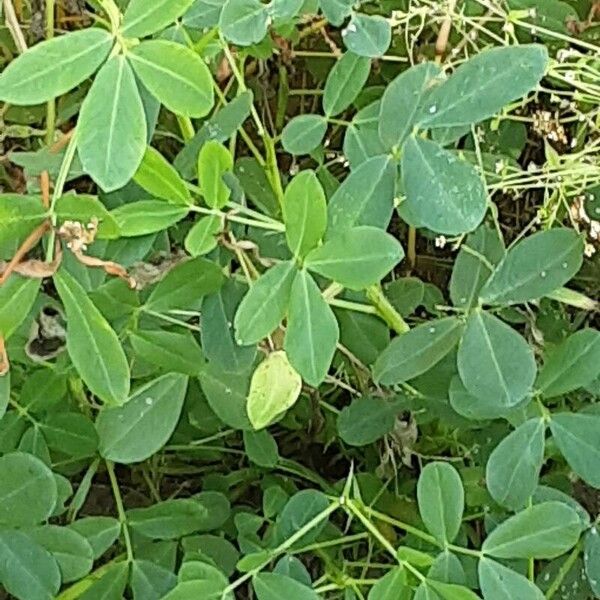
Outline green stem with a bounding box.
[45,0,55,146]
[366,285,410,334]
[177,115,195,141]
[106,460,134,563]
[327,298,378,315]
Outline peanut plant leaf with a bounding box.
[55,193,121,239]
[457,310,536,408]
[219,0,270,46]
[97,373,188,464]
[111,200,189,236]
[401,136,487,235]
[198,140,234,209]
[253,572,320,600]
[323,52,371,117]
[337,396,399,447]
[479,228,584,305]
[343,13,391,58]
[78,55,147,192]
[282,115,328,155]
[373,317,464,385]
[319,0,354,26]
[185,215,222,256]
[0,276,40,339]
[282,170,327,258]
[129,40,214,118]
[478,558,544,600]
[418,45,549,128]
[122,0,196,38]
[54,269,130,405]
[0,28,113,105]
[0,194,48,259]
[305,226,404,289]
[284,270,339,386]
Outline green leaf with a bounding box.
[0,28,113,105]
[0,194,47,259]
[131,559,177,600]
[234,261,297,345]
[219,0,270,46]
[327,155,396,235]
[69,516,121,560]
[247,351,302,430]
[0,276,40,339]
[337,396,399,447]
[479,228,584,305]
[486,418,546,510]
[417,462,464,545]
[276,489,329,546]
[284,270,339,386]
[323,52,371,117]
[130,330,204,375]
[429,551,466,586]
[379,62,442,150]
[55,193,121,239]
[145,257,224,312]
[78,55,147,192]
[111,200,188,236]
[373,317,464,385]
[127,498,209,539]
[536,329,600,398]
[97,373,188,464]
[584,529,600,597]
[0,452,57,527]
[176,560,232,598]
[0,530,60,600]
[319,0,354,26]
[253,572,319,600]
[482,502,582,559]
[27,525,93,583]
[401,136,487,235]
[129,40,214,118]
[508,0,578,35]
[0,373,9,421]
[368,567,409,599]
[54,269,130,405]
[198,140,234,209]
[478,558,544,600]
[41,413,99,459]
[183,0,227,28]
[549,412,600,489]
[305,226,404,290]
[450,226,505,309]
[80,562,128,600]
[417,580,481,600]
[337,309,390,365]
[282,170,327,258]
[185,215,222,256]
[418,45,549,128]
[122,0,196,38]
[243,429,280,468]
[343,13,391,58]
[134,147,192,205]
[281,115,328,155]
[457,311,536,408]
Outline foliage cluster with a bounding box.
[0,0,599,598]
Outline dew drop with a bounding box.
[429,327,436,333]
[540,271,547,278]
[562,262,568,268]
[428,105,437,114]
[145,397,153,406]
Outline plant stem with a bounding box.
[106,460,134,563]
[366,285,410,334]
[45,0,55,146]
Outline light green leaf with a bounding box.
[283,170,327,258]
[0,373,9,421]
[134,146,192,205]
[401,136,487,235]
[323,52,371,117]
[584,529,600,597]
[337,396,399,447]
[234,261,297,345]
[0,452,57,527]
[0,530,60,600]
[0,276,40,339]
[253,572,319,600]
[550,412,600,489]
[305,226,404,290]
[243,429,279,468]
[0,194,47,260]
[78,55,147,192]
[319,0,354,26]
[343,13,391,58]
[482,502,582,559]
[457,311,536,408]
[478,558,544,600]
[183,0,227,28]
[479,228,584,305]
[185,215,222,256]
[450,226,505,309]
[145,257,224,312]
[418,45,549,128]
[247,351,302,430]
[111,200,188,236]
[486,419,546,510]
[97,373,188,464]
[417,462,464,545]
[284,270,339,386]
[327,155,396,235]
[122,0,195,38]
[536,329,600,398]
[373,317,464,385]
[129,40,214,118]
[219,0,270,46]
[0,28,113,105]
[178,560,231,598]
[198,140,233,209]
[379,62,442,150]
[368,567,409,599]
[54,269,130,405]
[55,193,121,239]
[282,115,328,155]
